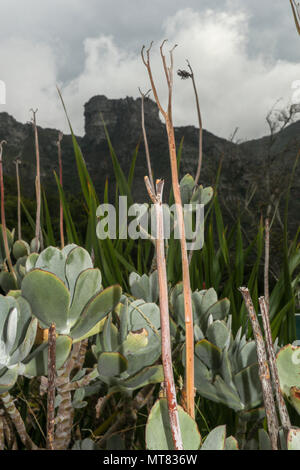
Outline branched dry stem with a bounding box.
[142,41,195,419]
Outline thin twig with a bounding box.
[47,323,56,450]
[259,296,291,432]
[145,176,183,450]
[139,88,155,193]
[30,109,42,251]
[14,158,22,240]
[239,287,279,450]
[142,41,195,419]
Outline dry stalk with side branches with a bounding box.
[144,176,183,450]
[142,41,195,418]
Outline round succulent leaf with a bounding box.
[287,428,300,450]
[0,296,17,336]
[206,298,230,321]
[213,375,244,411]
[129,271,159,303]
[146,398,201,450]
[258,429,272,450]
[290,387,300,415]
[72,317,107,343]
[25,253,39,272]
[65,246,94,299]
[179,174,195,205]
[68,269,102,328]
[0,366,19,392]
[5,307,18,354]
[21,269,71,333]
[224,436,239,450]
[23,335,72,377]
[9,318,38,365]
[233,362,262,410]
[276,344,300,400]
[195,339,222,369]
[206,321,230,350]
[0,271,17,293]
[70,285,122,340]
[201,425,226,450]
[191,186,214,206]
[13,240,30,260]
[125,300,161,332]
[236,341,258,371]
[35,247,67,283]
[201,288,218,314]
[113,365,164,392]
[98,351,128,377]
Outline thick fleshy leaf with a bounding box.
[98,352,128,377]
[9,318,38,365]
[70,285,121,340]
[146,398,201,450]
[287,428,300,450]
[225,436,239,450]
[65,246,94,299]
[68,269,102,328]
[201,425,226,450]
[23,335,72,377]
[195,339,222,369]
[111,365,164,392]
[21,269,70,333]
[13,240,30,260]
[0,367,19,392]
[206,321,230,350]
[234,363,262,410]
[129,271,159,303]
[276,344,300,411]
[35,247,67,283]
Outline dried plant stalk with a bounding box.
[14,158,22,241]
[259,296,291,431]
[145,176,183,450]
[47,323,56,450]
[239,287,279,450]
[142,41,195,418]
[31,109,42,251]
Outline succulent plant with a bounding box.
[129,270,159,303]
[93,298,163,392]
[193,317,262,412]
[146,398,238,451]
[276,343,300,415]
[170,286,262,413]
[20,244,122,340]
[200,425,239,450]
[0,294,37,392]
[180,174,213,207]
[146,397,201,450]
[170,285,230,340]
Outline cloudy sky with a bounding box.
[0,0,300,140]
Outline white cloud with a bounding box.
[1,7,300,140]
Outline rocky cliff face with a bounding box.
[0,95,300,240]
